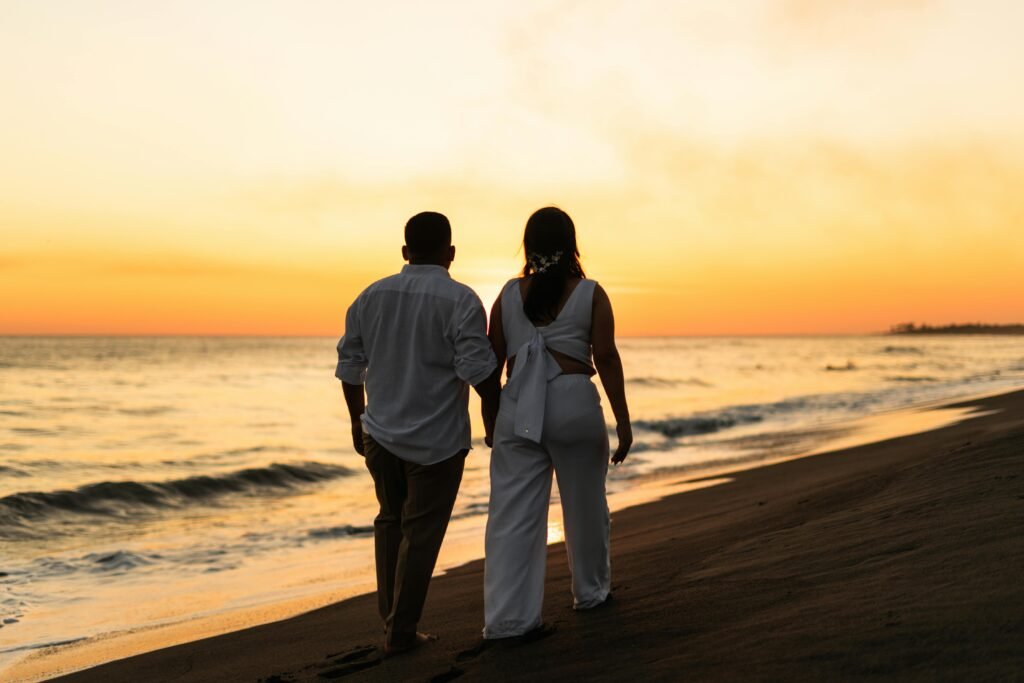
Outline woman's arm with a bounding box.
[488,293,508,378]
[591,284,632,464]
[481,293,508,446]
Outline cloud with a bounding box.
[770,0,937,38]
[101,255,271,279]
[0,247,345,284]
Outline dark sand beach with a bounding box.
[52,389,1024,682]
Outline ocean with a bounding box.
[2,335,1023,677]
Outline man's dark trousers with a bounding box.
[363,433,466,647]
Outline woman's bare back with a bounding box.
[508,276,595,377]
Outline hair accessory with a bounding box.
[527,250,563,274]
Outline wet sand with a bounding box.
[50,389,1024,682]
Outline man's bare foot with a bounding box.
[383,632,438,658]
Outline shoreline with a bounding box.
[0,393,973,681]
[15,387,1024,681]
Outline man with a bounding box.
[335,211,500,656]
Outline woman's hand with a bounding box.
[611,422,632,465]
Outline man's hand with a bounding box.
[474,368,501,451]
[611,422,632,465]
[341,381,367,456]
[351,420,365,456]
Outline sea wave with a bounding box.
[628,376,712,388]
[116,406,176,417]
[11,525,377,583]
[632,392,879,439]
[10,427,67,437]
[450,501,491,521]
[881,345,925,355]
[218,445,305,457]
[307,524,375,540]
[24,549,174,580]
[83,550,158,572]
[0,461,353,527]
[634,412,764,437]
[158,444,306,467]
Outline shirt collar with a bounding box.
[401,264,451,278]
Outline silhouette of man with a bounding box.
[336,211,500,656]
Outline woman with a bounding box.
[483,206,632,639]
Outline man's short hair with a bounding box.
[405,212,452,255]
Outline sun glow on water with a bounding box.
[547,520,566,546]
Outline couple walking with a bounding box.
[335,207,632,655]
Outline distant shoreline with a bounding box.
[889,323,1024,335]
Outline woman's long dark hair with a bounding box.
[521,206,586,324]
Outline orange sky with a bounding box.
[2,1,1022,335]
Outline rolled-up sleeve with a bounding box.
[335,298,368,384]
[451,294,497,387]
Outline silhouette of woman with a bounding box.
[483,206,632,638]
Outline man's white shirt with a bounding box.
[336,264,497,465]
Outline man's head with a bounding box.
[402,211,455,268]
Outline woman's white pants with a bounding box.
[483,374,611,639]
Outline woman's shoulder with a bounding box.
[576,277,598,296]
[496,278,521,307]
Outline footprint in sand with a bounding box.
[326,645,378,664]
[428,666,465,682]
[319,645,382,679]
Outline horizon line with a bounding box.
[0,331,899,339]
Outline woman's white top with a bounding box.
[500,277,597,443]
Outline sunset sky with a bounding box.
[2,0,1022,335]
